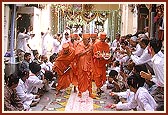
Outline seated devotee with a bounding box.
[119,59,135,84]
[4,73,24,111]
[140,38,164,111]
[132,64,157,95]
[111,33,120,52]
[28,62,47,95]
[19,52,31,71]
[46,54,57,72]
[108,60,120,73]
[40,55,50,71]
[109,64,148,107]
[107,70,126,92]
[32,50,41,64]
[109,89,134,107]
[126,38,153,74]
[131,35,144,57]
[114,41,129,64]
[16,69,41,110]
[111,74,157,111]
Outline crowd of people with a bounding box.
[4,24,164,111]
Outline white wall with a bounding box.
[39,4,51,33]
[120,4,138,36]
[17,5,51,55]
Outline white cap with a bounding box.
[138,34,145,38]
[130,36,137,42]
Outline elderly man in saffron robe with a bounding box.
[93,32,110,96]
[53,43,76,95]
[75,33,96,99]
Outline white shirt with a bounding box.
[46,61,54,72]
[111,39,120,52]
[151,51,164,87]
[42,33,53,55]
[116,87,157,111]
[115,46,129,63]
[132,44,144,57]
[40,62,50,71]
[27,37,37,52]
[27,75,44,94]
[16,79,36,110]
[41,33,48,50]
[52,38,61,54]
[17,32,30,52]
[116,89,134,102]
[130,46,153,68]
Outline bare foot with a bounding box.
[89,93,96,99]
[78,92,82,98]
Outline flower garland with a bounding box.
[80,11,98,23]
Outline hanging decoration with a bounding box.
[98,11,109,22]
[50,4,115,33]
[66,10,80,21]
[67,15,85,28]
[81,11,97,24]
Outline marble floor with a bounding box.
[30,82,117,112]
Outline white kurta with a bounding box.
[116,89,134,102]
[27,75,44,94]
[111,39,120,52]
[132,44,144,57]
[52,38,61,54]
[16,79,36,110]
[116,87,157,111]
[40,62,50,71]
[130,46,153,68]
[151,51,164,87]
[115,46,129,63]
[17,32,30,52]
[46,61,54,72]
[42,33,53,55]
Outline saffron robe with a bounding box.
[53,47,75,91]
[75,42,93,93]
[93,41,110,88]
